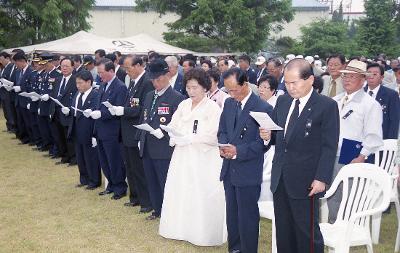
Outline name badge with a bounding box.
[158,106,170,115]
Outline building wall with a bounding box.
[88,10,179,40]
[273,10,330,39]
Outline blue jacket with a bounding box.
[39,69,62,116]
[365,85,400,139]
[94,77,128,141]
[15,66,33,109]
[218,92,273,186]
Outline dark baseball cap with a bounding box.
[148,58,169,79]
[83,55,95,66]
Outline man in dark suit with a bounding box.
[366,63,400,139]
[165,56,186,96]
[49,57,77,166]
[39,53,62,155]
[68,70,101,189]
[105,53,127,83]
[72,55,84,75]
[12,52,33,144]
[138,59,185,220]
[0,52,16,132]
[260,59,339,253]
[218,67,273,253]
[109,56,153,212]
[238,54,257,85]
[90,58,128,200]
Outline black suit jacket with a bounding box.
[121,72,154,147]
[49,75,77,126]
[15,66,33,108]
[116,67,127,83]
[270,90,339,199]
[67,88,99,144]
[138,86,185,159]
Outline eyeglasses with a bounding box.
[341,73,362,80]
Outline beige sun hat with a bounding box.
[339,60,369,75]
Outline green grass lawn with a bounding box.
[0,110,397,252]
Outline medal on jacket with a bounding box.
[143,109,148,121]
[130,97,139,107]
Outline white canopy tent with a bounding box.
[7,31,196,55]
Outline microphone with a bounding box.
[193,120,198,134]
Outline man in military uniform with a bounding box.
[109,56,153,212]
[138,59,185,220]
[39,53,62,155]
[0,52,16,133]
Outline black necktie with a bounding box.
[76,93,84,116]
[59,77,66,96]
[285,99,300,139]
[234,101,242,128]
[368,90,374,96]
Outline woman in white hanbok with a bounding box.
[159,68,227,246]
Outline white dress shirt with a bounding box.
[366,85,380,99]
[284,88,313,135]
[74,87,92,116]
[58,74,72,96]
[333,88,383,157]
[169,72,178,89]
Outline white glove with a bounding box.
[150,128,164,139]
[41,94,50,101]
[31,96,39,102]
[4,86,13,91]
[174,134,193,147]
[27,103,30,110]
[114,106,124,116]
[91,137,97,147]
[83,109,92,118]
[61,107,70,116]
[108,106,116,115]
[13,86,21,92]
[90,110,101,119]
[38,108,40,115]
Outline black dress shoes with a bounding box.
[229,250,241,253]
[111,193,127,200]
[98,190,113,196]
[139,207,153,213]
[146,213,160,220]
[124,201,140,207]
[85,185,100,190]
[67,161,77,167]
[55,160,69,165]
[75,183,87,188]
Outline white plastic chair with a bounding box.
[320,163,392,253]
[258,146,276,253]
[369,139,399,248]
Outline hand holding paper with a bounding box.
[249,111,283,131]
[160,124,183,137]
[91,137,97,147]
[13,86,21,92]
[90,110,101,119]
[61,107,70,116]
[114,106,124,116]
[31,96,39,102]
[41,94,50,101]
[83,109,92,118]
[108,106,116,116]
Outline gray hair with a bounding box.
[165,56,178,67]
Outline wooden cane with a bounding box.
[310,194,315,253]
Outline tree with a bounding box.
[135,0,294,53]
[0,0,94,48]
[332,1,344,22]
[356,0,399,57]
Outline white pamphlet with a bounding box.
[49,96,65,107]
[71,106,83,112]
[249,111,283,131]
[217,143,231,147]
[133,123,155,132]
[102,101,113,108]
[159,125,184,137]
[0,78,14,87]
